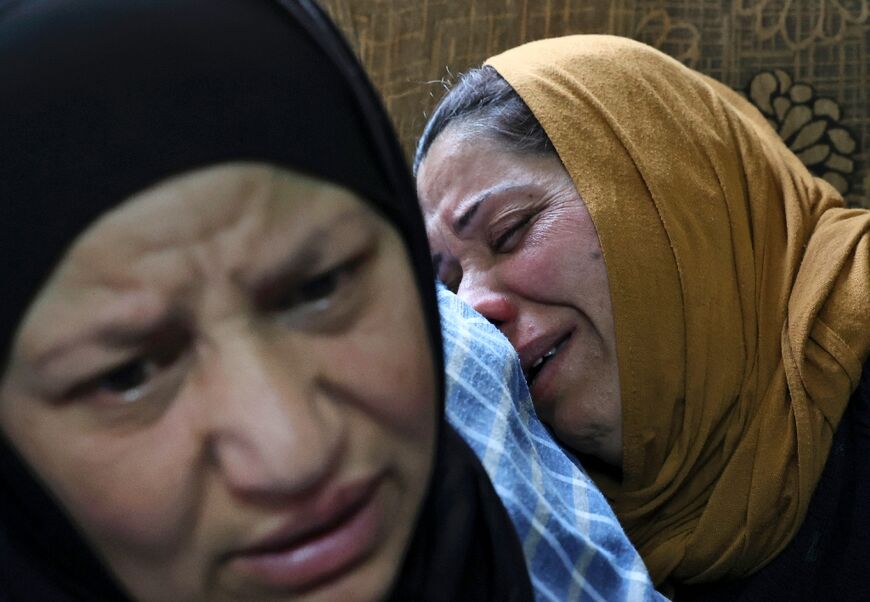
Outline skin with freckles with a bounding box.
[0,163,436,601]
[417,127,622,466]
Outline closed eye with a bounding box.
[493,214,533,253]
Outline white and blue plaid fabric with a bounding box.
[438,284,665,602]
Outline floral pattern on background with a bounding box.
[736,0,869,50]
[321,0,870,208]
[634,9,700,68]
[747,69,858,199]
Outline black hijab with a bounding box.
[0,0,532,599]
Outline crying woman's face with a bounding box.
[0,162,437,601]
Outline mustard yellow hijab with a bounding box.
[487,35,870,587]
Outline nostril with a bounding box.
[487,317,504,329]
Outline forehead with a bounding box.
[12,163,378,351]
[55,163,368,274]
[416,129,566,235]
[418,132,507,224]
[78,164,348,244]
[418,129,491,212]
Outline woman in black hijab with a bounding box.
[0,0,532,599]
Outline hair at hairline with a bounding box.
[413,65,555,175]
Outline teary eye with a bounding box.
[493,214,533,253]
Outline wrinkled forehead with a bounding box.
[0,0,413,358]
[416,126,517,226]
[62,163,360,256]
[415,129,471,240]
[10,163,385,350]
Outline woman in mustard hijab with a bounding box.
[415,35,870,599]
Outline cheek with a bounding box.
[9,407,198,554]
[319,249,438,447]
[511,213,610,306]
[85,439,194,547]
[322,309,437,445]
[507,234,581,298]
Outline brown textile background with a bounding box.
[319,0,870,209]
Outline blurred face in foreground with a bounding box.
[417,129,622,467]
[1,163,437,601]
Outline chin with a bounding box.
[291,558,399,602]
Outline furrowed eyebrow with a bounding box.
[235,205,371,294]
[453,197,485,234]
[33,310,187,369]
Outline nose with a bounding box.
[201,330,345,500]
[457,269,518,330]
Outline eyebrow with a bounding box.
[453,197,484,234]
[29,208,376,371]
[238,205,372,295]
[33,310,187,369]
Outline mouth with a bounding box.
[523,332,571,387]
[227,473,386,592]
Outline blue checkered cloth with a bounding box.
[438,284,665,602]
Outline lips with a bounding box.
[520,331,572,387]
[226,473,386,592]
